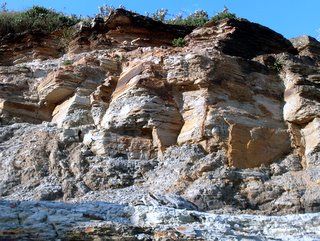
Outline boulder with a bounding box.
[290,35,320,60]
[187,18,297,59]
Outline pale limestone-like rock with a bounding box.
[0,100,53,123]
[1,200,320,241]
[280,54,320,165]
[84,129,154,159]
[283,86,320,124]
[282,58,320,125]
[227,124,291,168]
[37,69,82,105]
[101,87,182,149]
[177,89,208,144]
[253,94,283,121]
[52,93,93,128]
[164,54,215,86]
[167,52,290,167]
[59,128,81,143]
[301,118,320,167]
[0,61,59,123]
[101,61,182,155]
[90,77,118,126]
[37,65,106,106]
[290,35,320,60]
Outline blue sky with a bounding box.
[4,0,320,39]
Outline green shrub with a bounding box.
[272,59,284,72]
[167,10,209,27]
[211,11,237,22]
[98,5,115,17]
[172,37,186,47]
[60,27,77,48]
[0,6,80,36]
[152,8,168,22]
[152,8,237,28]
[62,60,73,66]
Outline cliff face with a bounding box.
[1,9,320,240]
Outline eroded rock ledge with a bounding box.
[1,200,320,241]
[0,8,320,240]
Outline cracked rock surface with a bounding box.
[1,200,320,241]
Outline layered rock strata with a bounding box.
[1,8,320,240]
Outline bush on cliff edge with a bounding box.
[0,5,80,36]
[152,8,237,27]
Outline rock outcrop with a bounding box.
[1,200,320,241]
[0,8,320,240]
[188,18,297,59]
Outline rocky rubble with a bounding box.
[1,200,320,241]
[0,8,320,240]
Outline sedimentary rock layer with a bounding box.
[0,8,320,241]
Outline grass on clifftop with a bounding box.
[166,10,209,27]
[0,4,238,37]
[152,8,238,27]
[211,12,237,23]
[0,5,80,36]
